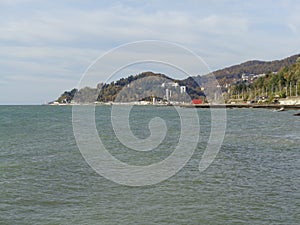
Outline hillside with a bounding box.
[198,54,300,86]
[53,54,300,104]
[229,57,300,102]
[55,72,205,103]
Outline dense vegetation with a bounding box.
[229,58,300,102]
[55,54,300,104]
[56,72,205,103]
[97,72,173,102]
[202,54,300,86]
[57,88,78,103]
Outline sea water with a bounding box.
[0,106,299,224]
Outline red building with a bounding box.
[192,99,202,104]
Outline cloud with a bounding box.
[1,0,300,104]
[196,14,248,34]
[287,6,300,34]
[0,0,41,5]
[0,45,101,104]
[0,4,249,47]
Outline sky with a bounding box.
[1,0,300,104]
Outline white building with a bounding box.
[173,82,179,87]
[166,88,172,101]
[279,97,300,105]
[180,86,186,93]
[153,97,156,104]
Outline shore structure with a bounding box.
[47,100,300,110]
[183,104,300,110]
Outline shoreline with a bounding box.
[45,102,300,110]
[183,104,300,110]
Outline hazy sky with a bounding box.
[1,0,300,104]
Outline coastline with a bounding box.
[183,104,300,110]
[45,102,300,110]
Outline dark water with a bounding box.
[0,106,299,224]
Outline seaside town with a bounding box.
[50,55,300,111]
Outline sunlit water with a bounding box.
[1,106,299,224]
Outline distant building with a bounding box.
[242,74,249,81]
[166,88,171,101]
[192,99,202,104]
[162,82,178,88]
[180,86,186,93]
[279,97,300,105]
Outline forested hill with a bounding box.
[199,53,300,85]
[53,53,300,103]
[54,71,205,103]
[230,57,300,101]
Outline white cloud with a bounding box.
[0,46,99,66]
[287,6,300,34]
[0,0,41,5]
[1,1,300,103]
[196,14,248,34]
[0,4,250,46]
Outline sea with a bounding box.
[0,105,299,224]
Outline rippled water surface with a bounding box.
[1,106,299,224]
